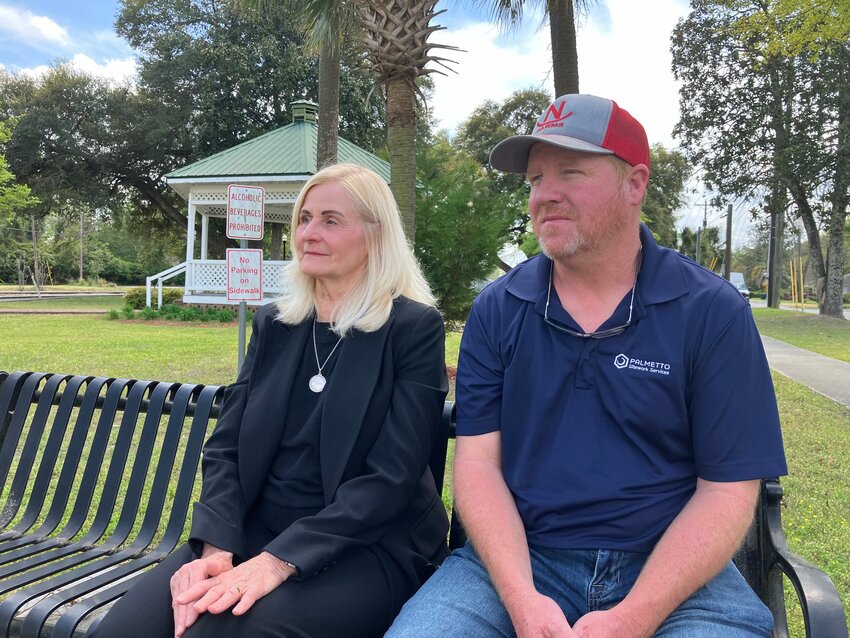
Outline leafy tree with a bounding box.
[415,135,510,321]
[0,120,38,223]
[234,0,347,167]
[355,0,458,241]
[237,0,454,241]
[672,0,848,317]
[455,88,552,168]
[678,225,723,269]
[0,119,40,285]
[116,0,384,157]
[642,144,691,248]
[726,0,850,57]
[0,0,386,270]
[455,89,552,262]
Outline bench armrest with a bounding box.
[762,479,848,638]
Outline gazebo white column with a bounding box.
[186,194,196,290]
[200,211,209,260]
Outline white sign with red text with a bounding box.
[227,185,265,240]
[227,249,263,302]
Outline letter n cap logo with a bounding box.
[614,354,629,369]
[535,100,574,132]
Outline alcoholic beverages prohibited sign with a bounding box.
[227,185,265,240]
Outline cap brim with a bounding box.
[489,134,613,173]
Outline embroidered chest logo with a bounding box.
[614,353,671,376]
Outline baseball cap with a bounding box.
[489,94,651,173]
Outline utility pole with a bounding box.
[724,204,733,280]
[695,202,708,266]
[766,206,785,308]
[695,227,702,265]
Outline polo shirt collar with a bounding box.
[504,223,689,307]
[635,224,689,305]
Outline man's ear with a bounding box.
[626,164,650,206]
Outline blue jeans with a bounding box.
[385,542,774,637]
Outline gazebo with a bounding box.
[146,101,391,307]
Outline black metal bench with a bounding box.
[0,371,847,637]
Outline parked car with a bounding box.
[730,272,750,301]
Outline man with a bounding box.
[386,94,786,637]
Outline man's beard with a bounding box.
[538,226,588,260]
[534,192,630,262]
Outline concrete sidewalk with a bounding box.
[761,335,850,409]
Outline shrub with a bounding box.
[124,287,184,310]
[178,307,203,321]
[140,306,158,320]
[844,292,850,305]
[158,304,183,320]
[106,309,120,320]
[123,288,146,309]
[120,305,135,320]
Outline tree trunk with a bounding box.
[548,0,579,96]
[386,77,417,241]
[316,21,340,169]
[822,57,849,318]
[270,223,283,260]
[79,210,84,282]
[31,215,39,293]
[766,56,791,308]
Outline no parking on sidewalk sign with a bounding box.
[227,249,263,302]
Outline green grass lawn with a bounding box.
[446,330,461,369]
[772,372,850,633]
[0,315,243,384]
[753,308,850,364]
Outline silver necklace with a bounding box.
[309,317,343,393]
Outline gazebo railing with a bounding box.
[184,259,288,305]
[146,262,188,308]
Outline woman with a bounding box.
[93,164,449,638]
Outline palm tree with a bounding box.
[357,0,458,240]
[297,0,365,168]
[237,0,350,168]
[485,0,594,96]
[241,0,456,240]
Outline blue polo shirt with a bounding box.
[456,225,787,553]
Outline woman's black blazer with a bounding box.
[189,296,450,588]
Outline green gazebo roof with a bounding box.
[166,104,390,183]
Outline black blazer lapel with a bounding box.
[319,321,391,504]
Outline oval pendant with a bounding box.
[309,374,327,393]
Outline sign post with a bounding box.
[227,185,265,373]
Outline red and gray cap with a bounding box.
[489,93,651,173]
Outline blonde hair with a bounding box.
[275,163,436,335]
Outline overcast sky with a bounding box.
[0,0,753,244]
